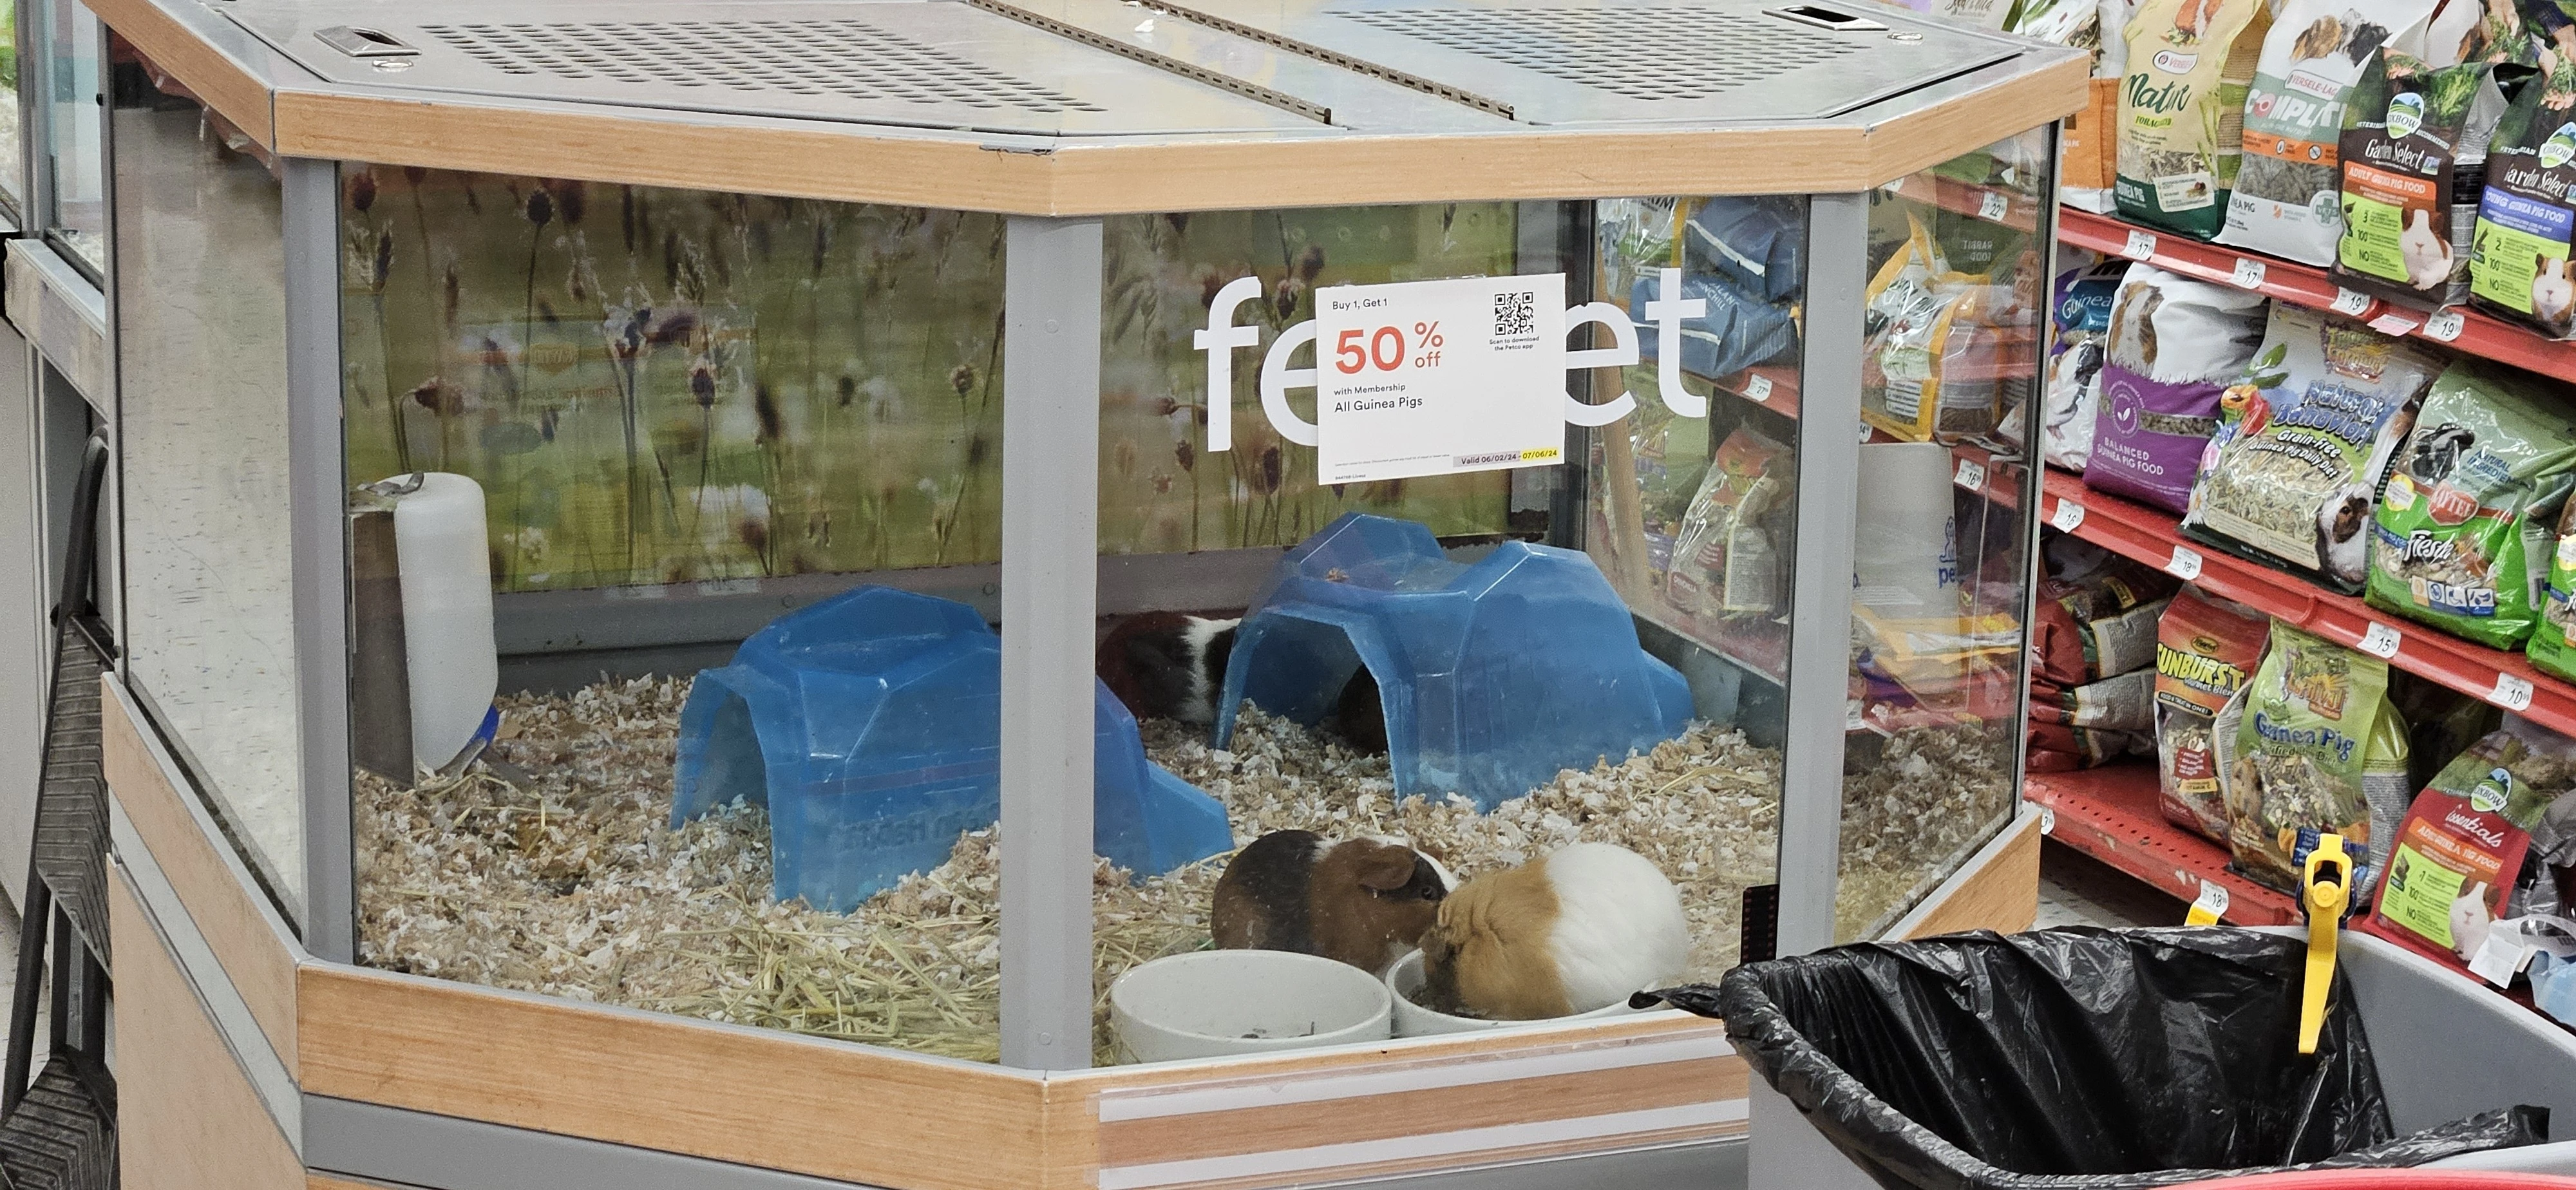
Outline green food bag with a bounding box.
[2367,359,2576,648]
[2221,619,2410,895]
[2531,497,2576,679]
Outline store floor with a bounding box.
[2034,840,2187,930]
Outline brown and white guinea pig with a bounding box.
[1211,830,1455,972]
[1097,612,1238,725]
[1417,842,1687,1021]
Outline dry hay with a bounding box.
[357,675,2003,1063]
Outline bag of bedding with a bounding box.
[2468,54,2576,338]
[2181,303,2445,590]
[2369,359,2576,648]
[2219,619,2412,894]
[2331,29,2536,312]
[2116,0,2277,238]
[2156,586,2271,840]
[2220,0,2432,263]
[2082,263,2271,513]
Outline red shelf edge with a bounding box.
[2039,470,2576,735]
[2059,209,2576,379]
[2025,764,2302,926]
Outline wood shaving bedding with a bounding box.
[357,676,2003,1062]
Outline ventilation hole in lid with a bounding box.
[1329,5,1860,99]
[411,18,1101,115]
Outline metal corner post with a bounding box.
[2009,122,2067,802]
[998,214,1103,1070]
[1774,191,1870,956]
[283,156,354,961]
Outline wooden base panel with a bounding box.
[114,866,306,1190]
[102,679,301,1070]
[102,666,2040,1190]
[1900,809,2043,940]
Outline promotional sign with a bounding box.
[1311,274,1567,485]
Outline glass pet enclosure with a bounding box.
[101,0,2078,1090]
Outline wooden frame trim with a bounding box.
[1862,55,2090,184]
[102,678,304,1072]
[265,83,2085,214]
[294,961,1048,1190]
[113,867,307,1190]
[90,0,279,150]
[1895,805,2045,941]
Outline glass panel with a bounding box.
[43,0,100,273]
[111,50,301,914]
[0,0,24,214]
[1088,198,1797,1062]
[1833,129,2054,942]
[341,169,1009,1061]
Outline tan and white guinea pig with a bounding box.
[1417,842,1687,1021]
[1211,830,1455,972]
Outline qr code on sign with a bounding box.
[1493,290,1536,337]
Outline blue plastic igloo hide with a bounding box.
[672,586,1234,912]
[1215,515,1692,809]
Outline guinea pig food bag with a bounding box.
[2221,0,2434,265]
[2082,263,2269,513]
[2182,303,2443,590]
[2369,359,2576,648]
[2469,60,2576,339]
[2156,587,2271,840]
[2219,619,2410,894]
[2027,260,2127,471]
[2332,47,2522,312]
[2117,0,2275,238]
[2370,721,2576,963]
[2529,495,2576,679]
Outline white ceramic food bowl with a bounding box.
[1382,949,1649,1037]
[1110,950,1393,1063]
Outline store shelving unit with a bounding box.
[2023,764,2298,925]
[2060,208,2576,377]
[2030,204,2576,941]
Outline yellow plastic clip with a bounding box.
[2297,834,2351,1056]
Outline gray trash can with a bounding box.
[1715,928,2576,1189]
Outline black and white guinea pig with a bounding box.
[1417,842,1687,1021]
[2316,482,2374,585]
[1097,612,1238,725]
[1096,612,1389,750]
[1211,829,1454,972]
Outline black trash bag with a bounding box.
[1636,927,2546,1190]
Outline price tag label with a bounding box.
[2367,311,2423,336]
[2185,880,2230,925]
[2123,229,2158,260]
[2166,544,2203,581]
[1978,190,2012,222]
[2039,804,2057,835]
[1743,373,1773,402]
[2230,256,2266,290]
[1955,457,1987,491]
[2049,500,2086,533]
[2426,309,2467,342]
[1859,422,1873,444]
[2331,287,2374,316]
[2493,672,2537,712]
[1846,699,1866,731]
[1315,274,1567,485]
[2357,621,2401,659]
